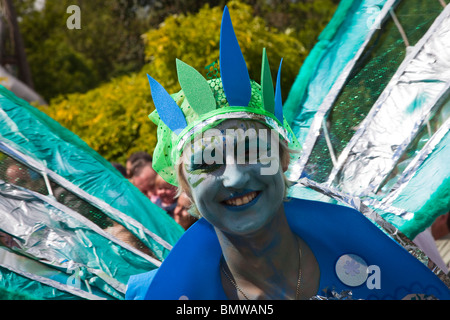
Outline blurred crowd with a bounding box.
[112,151,198,231]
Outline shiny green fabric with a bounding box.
[0,85,184,299]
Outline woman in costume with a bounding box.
[126,7,450,300]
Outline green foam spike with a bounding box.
[176,59,216,115]
[261,48,275,114]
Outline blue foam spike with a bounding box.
[274,59,284,123]
[147,74,187,135]
[219,6,252,107]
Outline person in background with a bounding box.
[154,174,177,216]
[126,151,152,178]
[129,158,158,203]
[173,192,197,230]
[126,8,450,300]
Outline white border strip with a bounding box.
[0,257,106,300]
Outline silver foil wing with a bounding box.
[328,5,450,196]
[0,180,157,299]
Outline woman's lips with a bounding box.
[222,191,260,207]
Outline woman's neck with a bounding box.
[216,207,301,299]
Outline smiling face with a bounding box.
[155,175,177,204]
[180,120,287,236]
[131,165,158,199]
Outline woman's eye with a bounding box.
[243,147,271,163]
[188,161,221,173]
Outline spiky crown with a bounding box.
[147,6,285,134]
[146,6,299,186]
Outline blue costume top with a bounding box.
[126,198,450,300]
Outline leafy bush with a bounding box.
[40,1,305,164]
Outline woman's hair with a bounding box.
[176,140,295,218]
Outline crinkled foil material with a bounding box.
[0,180,158,299]
[0,139,173,259]
[328,6,450,196]
[287,0,399,181]
[382,117,450,207]
[0,247,105,300]
[310,288,356,300]
[294,178,450,288]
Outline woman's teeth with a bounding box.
[224,191,259,206]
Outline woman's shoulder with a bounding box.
[125,269,158,300]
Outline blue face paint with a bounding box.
[182,120,285,236]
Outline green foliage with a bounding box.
[26,35,99,99]
[245,0,339,51]
[41,1,306,164]
[41,72,154,164]
[288,0,340,51]
[15,0,150,101]
[142,1,306,100]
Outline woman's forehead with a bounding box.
[186,119,272,148]
[215,119,268,130]
[193,120,269,141]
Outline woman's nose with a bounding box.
[221,162,250,189]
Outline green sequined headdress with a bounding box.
[148,7,301,186]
